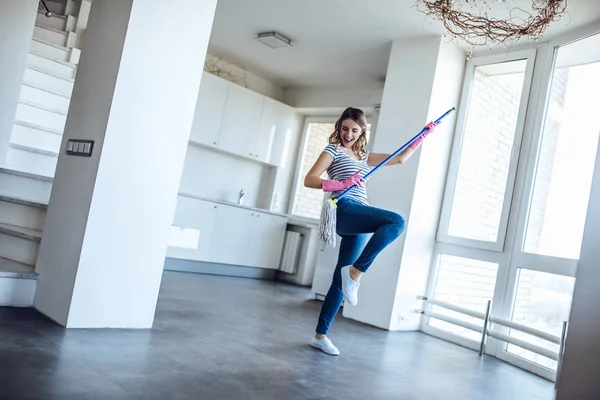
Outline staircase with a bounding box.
[0,0,81,306]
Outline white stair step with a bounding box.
[36,11,68,31]
[0,167,53,205]
[31,38,70,63]
[23,66,74,98]
[27,52,76,80]
[6,144,58,179]
[0,257,37,307]
[0,195,46,232]
[11,120,63,155]
[15,101,67,134]
[0,223,42,266]
[20,82,70,114]
[33,25,74,48]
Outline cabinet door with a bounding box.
[189,72,229,148]
[218,83,264,158]
[268,102,295,167]
[247,212,287,269]
[167,196,218,261]
[207,205,251,266]
[253,97,279,164]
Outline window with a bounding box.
[523,61,600,259]
[507,269,575,369]
[438,56,532,250]
[426,33,600,381]
[291,121,335,219]
[429,254,498,341]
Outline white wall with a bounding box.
[284,84,384,110]
[34,0,218,328]
[179,145,272,209]
[390,42,465,330]
[556,137,600,398]
[205,54,285,102]
[0,0,37,162]
[342,37,464,330]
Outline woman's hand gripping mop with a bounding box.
[318,107,456,247]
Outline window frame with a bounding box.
[436,49,538,252]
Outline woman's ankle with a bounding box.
[315,333,326,340]
[350,266,363,282]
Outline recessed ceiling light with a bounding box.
[256,32,292,49]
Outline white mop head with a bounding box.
[318,197,338,247]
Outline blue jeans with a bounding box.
[316,199,406,335]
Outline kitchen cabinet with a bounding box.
[207,204,250,266]
[189,72,229,148]
[254,97,295,167]
[188,73,295,167]
[218,83,264,158]
[167,196,218,261]
[169,196,288,270]
[245,212,288,269]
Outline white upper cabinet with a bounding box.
[189,72,229,148]
[218,83,264,158]
[268,100,295,167]
[189,73,294,167]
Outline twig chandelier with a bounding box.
[415,0,569,47]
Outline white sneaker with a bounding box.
[311,336,340,356]
[341,265,360,306]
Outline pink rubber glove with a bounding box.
[322,170,365,192]
[410,120,439,150]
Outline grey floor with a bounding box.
[1,271,554,400]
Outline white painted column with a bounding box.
[342,37,465,330]
[0,0,37,163]
[556,137,600,399]
[34,0,218,328]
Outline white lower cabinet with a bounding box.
[246,212,288,269]
[167,197,218,261]
[169,196,287,270]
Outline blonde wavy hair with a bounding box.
[328,107,368,160]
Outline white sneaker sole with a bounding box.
[310,341,340,356]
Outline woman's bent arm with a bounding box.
[304,152,334,189]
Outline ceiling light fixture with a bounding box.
[256,31,292,49]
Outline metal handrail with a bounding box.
[418,296,486,320]
[419,295,568,368]
[39,0,52,17]
[422,309,483,334]
[490,316,561,345]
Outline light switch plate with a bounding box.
[66,139,94,157]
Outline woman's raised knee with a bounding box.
[389,213,405,237]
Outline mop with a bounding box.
[318,107,456,247]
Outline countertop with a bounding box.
[177,192,319,228]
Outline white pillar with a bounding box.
[0,0,37,163]
[342,37,465,330]
[556,137,600,398]
[33,0,218,328]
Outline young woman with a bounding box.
[304,107,437,355]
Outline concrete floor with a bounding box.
[1,271,554,400]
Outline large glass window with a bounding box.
[440,58,529,248]
[523,59,600,259]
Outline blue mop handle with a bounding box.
[335,107,456,201]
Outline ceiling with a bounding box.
[207,0,600,88]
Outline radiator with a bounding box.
[279,231,303,274]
